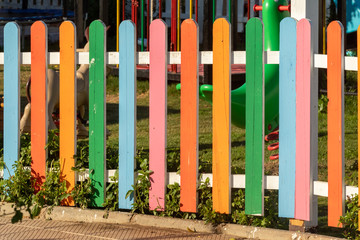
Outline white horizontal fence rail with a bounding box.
[0,51,358,71]
[79,170,357,198]
[0,169,357,198]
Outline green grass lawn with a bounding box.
[106,75,248,173]
[106,73,359,186]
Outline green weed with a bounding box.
[71,169,94,209]
[340,194,359,239]
[103,169,119,218]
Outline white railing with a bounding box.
[0,51,358,71]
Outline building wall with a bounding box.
[0,0,22,9]
[0,0,62,9]
[28,0,62,9]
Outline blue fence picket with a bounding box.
[118,20,137,209]
[3,22,20,179]
[278,17,297,218]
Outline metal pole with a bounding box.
[195,0,198,22]
[132,0,135,22]
[135,1,138,27]
[123,0,125,20]
[159,0,162,18]
[213,0,215,22]
[323,0,326,54]
[117,0,120,53]
[228,0,231,23]
[190,0,192,19]
[147,0,150,50]
[150,0,154,22]
[171,0,177,72]
[177,0,180,50]
[141,0,144,51]
[248,0,250,20]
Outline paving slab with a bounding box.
[0,217,242,240]
[0,204,344,240]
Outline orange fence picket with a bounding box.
[180,19,199,213]
[30,21,48,191]
[59,21,77,206]
[212,18,231,214]
[327,21,345,228]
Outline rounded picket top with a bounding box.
[280,17,297,29]
[327,20,344,35]
[60,20,76,34]
[150,18,167,30]
[119,20,136,33]
[181,18,199,31]
[4,22,20,36]
[246,17,263,28]
[31,20,47,33]
[89,20,107,43]
[298,18,311,29]
[213,18,230,32]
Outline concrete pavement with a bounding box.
[0,217,241,240]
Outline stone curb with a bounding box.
[0,203,343,240]
[220,223,342,240]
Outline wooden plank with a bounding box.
[149,19,168,211]
[245,17,264,216]
[295,18,312,221]
[358,24,360,232]
[59,21,77,206]
[327,21,345,228]
[212,18,231,214]
[89,20,107,207]
[278,17,297,219]
[30,21,48,191]
[3,22,20,179]
[180,19,199,213]
[118,20,137,210]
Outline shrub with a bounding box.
[340,194,359,239]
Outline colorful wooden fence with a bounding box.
[1,18,359,229]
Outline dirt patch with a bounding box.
[106,90,149,103]
[107,94,119,103]
[265,159,279,175]
[137,90,149,99]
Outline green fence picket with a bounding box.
[245,18,264,215]
[89,20,107,207]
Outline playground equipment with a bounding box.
[116,0,200,52]
[1,2,359,231]
[115,0,254,52]
[190,0,290,135]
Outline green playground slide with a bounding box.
[178,0,290,134]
